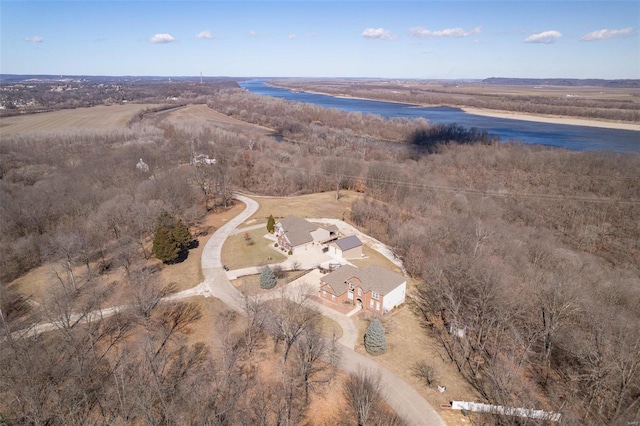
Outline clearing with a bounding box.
[0,104,154,134]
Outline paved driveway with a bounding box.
[201,194,445,426]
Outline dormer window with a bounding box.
[348,281,354,290]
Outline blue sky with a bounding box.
[1,1,638,79]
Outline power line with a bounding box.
[274,164,640,205]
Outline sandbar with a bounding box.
[462,107,640,131]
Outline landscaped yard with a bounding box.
[221,227,287,269]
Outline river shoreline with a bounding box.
[462,107,640,132]
[268,83,640,132]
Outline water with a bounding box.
[240,80,640,153]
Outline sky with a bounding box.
[1,1,639,79]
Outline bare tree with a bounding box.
[343,368,384,426]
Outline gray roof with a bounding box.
[277,215,336,247]
[334,235,362,251]
[320,264,406,296]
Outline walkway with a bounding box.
[199,195,445,426]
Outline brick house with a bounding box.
[319,264,406,314]
[275,215,338,254]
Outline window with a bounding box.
[357,288,362,296]
[322,291,327,297]
[370,299,374,308]
[348,281,354,290]
[348,292,354,300]
[371,292,379,300]
[376,302,380,311]
[331,294,336,301]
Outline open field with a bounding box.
[0,104,154,134]
[244,190,360,225]
[148,103,276,135]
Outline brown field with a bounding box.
[146,103,276,135]
[245,190,360,225]
[0,104,155,134]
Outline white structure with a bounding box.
[451,401,561,422]
[136,158,149,172]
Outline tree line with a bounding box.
[1,83,639,424]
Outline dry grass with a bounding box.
[221,227,286,270]
[349,244,402,273]
[354,306,480,423]
[0,104,154,134]
[150,104,275,135]
[245,190,361,225]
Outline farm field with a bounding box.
[0,104,155,134]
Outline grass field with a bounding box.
[221,227,286,270]
[245,190,361,225]
[0,104,155,134]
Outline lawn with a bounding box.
[221,227,287,270]
[354,306,480,424]
[245,190,362,225]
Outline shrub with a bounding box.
[259,265,277,289]
[364,318,388,355]
[267,214,276,233]
[288,249,293,255]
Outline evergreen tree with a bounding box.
[152,212,192,263]
[364,318,388,355]
[153,226,180,263]
[266,214,276,234]
[173,219,193,249]
[259,265,277,289]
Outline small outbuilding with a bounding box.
[328,235,363,259]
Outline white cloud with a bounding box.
[25,36,44,43]
[581,27,635,41]
[362,28,396,40]
[196,30,212,39]
[409,26,481,38]
[150,33,176,44]
[288,34,298,40]
[524,30,562,44]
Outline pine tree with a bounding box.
[364,318,388,355]
[259,265,277,289]
[173,219,193,249]
[153,226,180,263]
[152,212,192,263]
[267,214,276,234]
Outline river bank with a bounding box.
[462,107,640,131]
[269,83,640,132]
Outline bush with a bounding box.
[364,318,388,355]
[288,249,293,255]
[267,214,276,233]
[412,360,438,387]
[274,242,278,247]
[259,265,277,289]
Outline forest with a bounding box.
[1,81,639,425]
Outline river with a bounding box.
[240,80,640,154]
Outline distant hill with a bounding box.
[483,77,640,88]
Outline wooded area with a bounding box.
[1,81,639,424]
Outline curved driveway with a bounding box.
[201,194,445,426]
